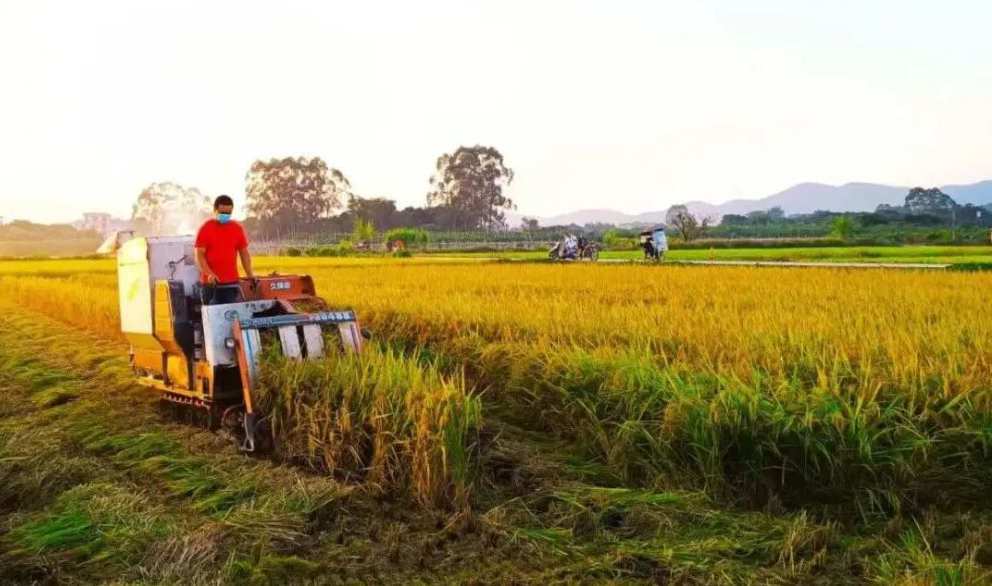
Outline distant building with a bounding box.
[71,212,154,238]
[79,212,114,237]
[76,212,133,238]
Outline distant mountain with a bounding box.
[510,179,992,227]
[941,180,992,206]
[683,182,909,218]
[532,209,636,227]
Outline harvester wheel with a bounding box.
[221,404,245,431]
[221,406,273,454]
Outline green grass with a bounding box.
[7,244,992,270]
[5,482,173,569]
[434,244,992,265]
[0,309,354,583]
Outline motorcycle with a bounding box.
[549,239,599,261]
[548,241,577,260]
[640,229,666,262]
[641,239,664,262]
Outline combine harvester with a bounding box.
[108,233,364,451]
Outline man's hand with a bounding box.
[239,248,255,289]
[196,247,220,285]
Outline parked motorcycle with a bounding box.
[579,242,599,261]
[549,238,599,261]
[548,241,577,260]
[640,228,667,262]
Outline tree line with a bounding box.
[129,155,990,244]
[131,146,515,238]
[661,187,991,242]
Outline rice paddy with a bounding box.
[0,256,990,584]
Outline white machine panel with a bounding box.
[147,236,200,296]
[202,301,276,366]
[117,238,154,335]
[116,235,199,337]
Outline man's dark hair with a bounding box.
[213,195,234,210]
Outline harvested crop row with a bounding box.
[0,308,355,583]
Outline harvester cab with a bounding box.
[114,235,363,451]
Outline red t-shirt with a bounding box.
[194,220,249,284]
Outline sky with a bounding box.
[1,0,990,224]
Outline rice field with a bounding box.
[1,256,990,584]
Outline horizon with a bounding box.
[2,177,990,225]
[2,0,991,224]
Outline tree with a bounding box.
[351,218,375,244]
[521,217,540,231]
[131,182,211,235]
[805,210,837,223]
[858,213,888,228]
[393,205,445,229]
[347,195,397,229]
[721,214,748,225]
[383,227,429,247]
[904,187,957,218]
[830,215,854,239]
[665,204,710,241]
[957,204,988,227]
[746,210,771,225]
[743,207,786,226]
[245,157,350,237]
[427,145,515,230]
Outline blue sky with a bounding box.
[1,0,990,223]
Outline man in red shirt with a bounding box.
[194,195,256,305]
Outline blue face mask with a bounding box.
[216,213,232,224]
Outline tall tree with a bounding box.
[720,214,748,225]
[521,217,540,231]
[131,182,211,234]
[245,157,350,237]
[830,215,854,239]
[351,218,375,244]
[904,187,957,218]
[957,203,988,227]
[665,204,711,242]
[427,146,515,230]
[347,195,398,229]
[766,206,786,222]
